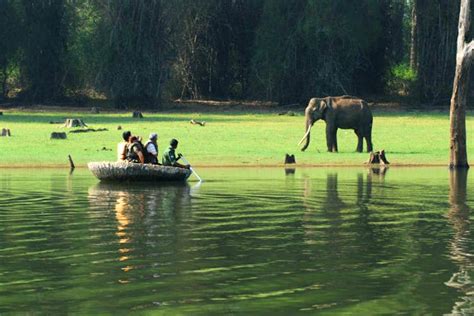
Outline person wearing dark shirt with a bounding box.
[162,139,189,169]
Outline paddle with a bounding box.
[180,155,203,182]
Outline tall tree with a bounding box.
[169,0,262,100]
[93,0,171,108]
[409,0,418,71]
[20,0,70,102]
[251,0,306,103]
[412,0,459,102]
[252,0,394,103]
[0,1,20,99]
[449,0,474,169]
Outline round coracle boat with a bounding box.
[88,162,192,182]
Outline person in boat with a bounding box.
[126,136,145,164]
[118,131,132,161]
[162,139,190,169]
[144,133,159,164]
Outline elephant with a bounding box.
[299,95,373,153]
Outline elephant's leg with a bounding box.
[365,132,373,152]
[326,124,337,152]
[333,129,338,152]
[354,129,363,152]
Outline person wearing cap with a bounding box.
[144,133,159,164]
[162,139,190,169]
[117,130,132,161]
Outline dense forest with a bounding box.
[0,0,471,107]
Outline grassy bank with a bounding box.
[0,107,471,167]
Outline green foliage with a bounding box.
[412,0,459,101]
[19,0,70,102]
[392,63,417,81]
[64,0,99,96]
[0,0,21,99]
[0,0,464,105]
[90,0,172,108]
[251,0,398,103]
[168,0,263,100]
[387,63,417,95]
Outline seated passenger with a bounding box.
[126,136,145,163]
[144,133,159,164]
[162,139,190,169]
[117,131,131,161]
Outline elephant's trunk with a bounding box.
[299,119,312,151]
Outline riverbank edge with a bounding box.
[0,163,449,169]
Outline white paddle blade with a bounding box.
[190,167,203,182]
[298,126,312,146]
[181,155,203,182]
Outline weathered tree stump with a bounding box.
[285,154,296,164]
[367,150,390,165]
[68,155,75,169]
[132,111,143,118]
[117,125,122,130]
[1,128,11,136]
[51,132,67,139]
[62,118,87,128]
[190,119,206,126]
[91,107,99,114]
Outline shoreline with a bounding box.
[0,163,449,169]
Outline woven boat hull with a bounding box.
[88,162,192,182]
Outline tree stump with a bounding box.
[51,132,67,139]
[132,111,143,118]
[285,154,296,164]
[117,125,122,130]
[367,150,390,165]
[68,155,75,169]
[62,118,87,128]
[1,128,11,136]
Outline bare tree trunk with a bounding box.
[409,0,418,71]
[449,0,474,169]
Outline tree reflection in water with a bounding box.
[445,170,474,314]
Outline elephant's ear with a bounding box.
[319,99,329,114]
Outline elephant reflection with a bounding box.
[445,170,474,314]
[302,169,385,243]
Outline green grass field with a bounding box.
[0,108,471,167]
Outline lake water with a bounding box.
[0,167,473,314]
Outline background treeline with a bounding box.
[0,0,470,107]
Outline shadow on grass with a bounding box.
[0,113,265,124]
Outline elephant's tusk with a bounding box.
[298,126,312,146]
